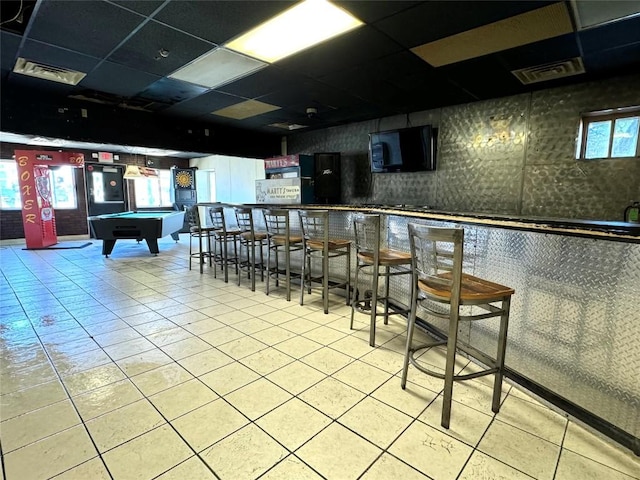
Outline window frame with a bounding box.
[577,107,640,161]
[0,160,80,211]
[132,169,172,208]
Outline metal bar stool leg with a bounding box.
[401,279,419,389]
[441,306,461,429]
[199,231,204,274]
[383,265,390,325]
[345,245,351,306]
[323,248,329,314]
[493,296,511,413]
[350,262,362,330]
[369,263,380,347]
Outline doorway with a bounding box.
[85,164,126,216]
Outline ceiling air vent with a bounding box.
[268,122,307,130]
[13,57,86,85]
[512,57,585,85]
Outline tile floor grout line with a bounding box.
[4,243,637,479]
[17,313,116,480]
[70,321,225,479]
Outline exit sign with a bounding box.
[98,152,114,163]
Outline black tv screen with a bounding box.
[369,125,437,173]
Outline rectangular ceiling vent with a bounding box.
[13,57,86,85]
[512,57,585,85]
[268,122,308,130]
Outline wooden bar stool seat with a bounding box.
[209,206,240,283]
[401,223,515,429]
[263,209,303,301]
[187,205,215,274]
[350,214,412,346]
[235,207,267,291]
[299,210,351,314]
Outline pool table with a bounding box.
[88,210,185,257]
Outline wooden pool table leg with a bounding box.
[170,231,180,241]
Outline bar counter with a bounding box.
[209,203,639,454]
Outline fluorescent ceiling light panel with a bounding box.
[169,48,266,88]
[212,100,281,120]
[412,2,573,67]
[225,0,364,63]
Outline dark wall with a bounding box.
[288,73,640,221]
[0,84,282,159]
[0,142,190,239]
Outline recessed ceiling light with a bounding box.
[212,100,281,120]
[169,48,266,88]
[225,0,364,63]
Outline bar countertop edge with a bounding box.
[218,203,640,244]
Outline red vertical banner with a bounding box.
[15,152,46,248]
[34,166,57,246]
[15,150,84,249]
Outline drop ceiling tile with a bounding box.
[7,73,76,96]
[387,69,477,108]
[216,66,296,99]
[497,33,580,71]
[164,90,242,116]
[1,31,21,73]
[572,0,640,30]
[20,39,101,73]
[111,0,165,16]
[411,2,573,67]
[333,1,421,23]
[139,78,208,104]
[107,20,214,77]
[277,26,402,78]
[27,1,145,58]
[154,0,291,44]
[438,55,526,100]
[258,79,373,115]
[578,16,640,54]
[79,61,161,98]
[374,0,558,48]
[583,43,640,74]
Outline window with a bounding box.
[577,108,640,160]
[0,161,78,210]
[50,166,77,209]
[0,160,21,209]
[134,169,172,208]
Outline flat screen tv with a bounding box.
[369,125,437,173]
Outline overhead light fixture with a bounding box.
[225,0,364,63]
[123,165,159,179]
[169,48,266,88]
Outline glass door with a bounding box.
[85,164,126,216]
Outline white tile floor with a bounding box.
[1,236,639,480]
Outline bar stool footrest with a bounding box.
[409,342,499,381]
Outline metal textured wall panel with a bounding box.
[289,73,640,221]
[381,213,640,441]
